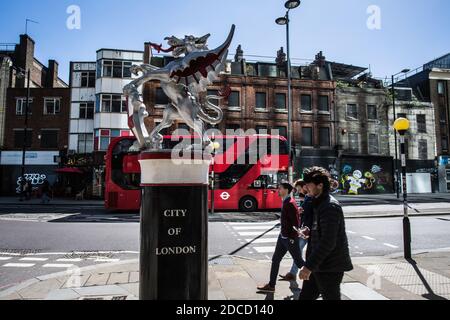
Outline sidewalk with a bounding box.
[2,249,449,300]
[0,197,104,207]
[208,202,450,222]
[1,197,450,221]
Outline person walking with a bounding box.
[279,179,313,281]
[25,179,32,201]
[41,179,51,204]
[298,167,353,301]
[19,178,27,201]
[257,183,304,293]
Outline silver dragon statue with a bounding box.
[123,25,236,151]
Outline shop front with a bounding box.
[0,151,59,196]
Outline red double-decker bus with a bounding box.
[104,134,289,212]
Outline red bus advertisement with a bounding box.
[105,134,289,212]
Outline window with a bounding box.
[40,130,59,148]
[102,60,132,78]
[78,134,94,153]
[397,113,407,119]
[81,71,96,87]
[225,124,241,131]
[97,129,121,151]
[275,93,286,109]
[256,126,268,134]
[207,90,220,106]
[417,115,427,133]
[442,137,449,152]
[418,140,428,160]
[368,134,379,154]
[123,62,132,78]
[15,98,33,115]
[404,138,410,159]
[301,94,312,111]
[79,102,94,119]
[302,127,313,147]
[228,91,240,107]
[367,105,378,120]
[255,92,267,109]
[346,104,358,120]
[348,133,359,152]
[318,95,329,112]
[155,88,169,105]
[319,127,330,147]
[103,61,113,77]
[438,81,445,96]
[44,98,61,115]
[177,123,190,132]
[14,130,32,148]
[101,94,126,113]
[273,126,287,138]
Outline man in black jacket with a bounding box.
[298,167,353,300]
[257,183,304,293]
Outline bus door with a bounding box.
[263,173,281,210]
[250,174,279,210]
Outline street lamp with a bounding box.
[210,136,220,216]
[393,117,412,260]
[391,69,410,198]
[276,0,301,184]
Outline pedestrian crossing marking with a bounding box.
[245,238,279,244]
[3,263,35,268]
[233,226,278,231]
[20,257,49,262]
[254,247,276,254]
[43,264,74,268]
[238,231,279,237]
[57,258,83,262]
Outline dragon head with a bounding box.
[164,33,211,58]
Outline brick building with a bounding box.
[400,53,450,192]
[0,34,70,196]
[335,78,394,195]
[143,48,350,175]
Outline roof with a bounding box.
[424,52,450,70]
[328,61,367,79]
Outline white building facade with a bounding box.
[69,49,143,155]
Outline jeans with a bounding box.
[269,236,304,288]
[289,238,308,275]
[298,272,344,301]
[41,193,50,204]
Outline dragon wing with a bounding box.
[168,25,235,90]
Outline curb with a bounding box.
[0,259,138,299]
[344,211,450,219]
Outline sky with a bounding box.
[0,0,449,83]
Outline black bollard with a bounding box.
[138,150,210,300]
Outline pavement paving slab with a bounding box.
[1,251,450,301]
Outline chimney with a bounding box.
[15,34,35,87]
[47,59,59,88]
[276,47,286,67]
[314,51,326,68]
[234,45,244,62]
[144,42,153,64]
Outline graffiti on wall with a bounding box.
[340,164,392,195]
[16,174,47,194]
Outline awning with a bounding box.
[54,167,84,174]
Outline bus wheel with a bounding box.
[239,196,257,212]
